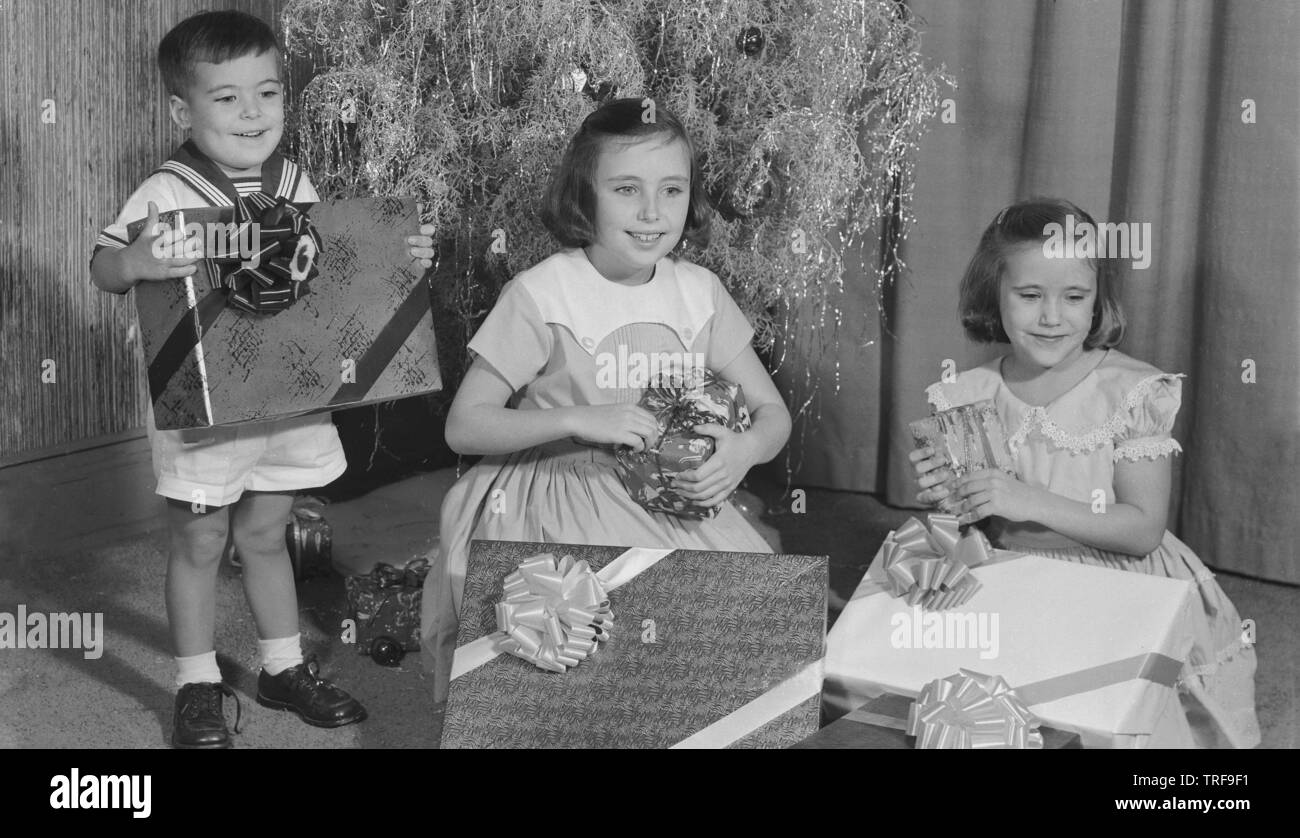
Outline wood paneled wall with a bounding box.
[0,0,286,461]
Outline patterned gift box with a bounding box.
[824,548,1200,748]
[126,197,440,430]
[344,560,430,655]
[616,369,751,518]
[441,540,827,749]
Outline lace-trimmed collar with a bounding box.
[925,361,1184,456]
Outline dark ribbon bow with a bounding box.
[367,559,430,590]
[200,193,323,314]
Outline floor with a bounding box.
[0,434,1296,748]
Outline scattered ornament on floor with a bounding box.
[369,636,405,666]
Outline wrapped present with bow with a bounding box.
[442,540,826,749]
[185,193,322,314]
[909,400,1017,517]
[825,548,1203,748]
[493,553,613,673]
[125,196,441,430]
[615,368,751,518]
[344,558,430,662]
[866,513,994,609]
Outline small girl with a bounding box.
[421,98,792,701]
[911,198,1260,748]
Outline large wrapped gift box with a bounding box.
[824,547,1200,748]
[127,197,440,429]
[441,540,827,749]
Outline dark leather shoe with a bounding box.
[173,682,241,749]
[256,658,367,728]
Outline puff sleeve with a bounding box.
[1114,374,1184,462]
[467,279,554,391]
[922,364,1000,413]
[924,380,954,412]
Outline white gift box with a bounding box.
[825,549,1200,748]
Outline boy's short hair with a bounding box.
[158,11,280,99]
[959,197,1126,349]
[541,98,712,249]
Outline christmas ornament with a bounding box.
[369,636,405,666]
[736,26,765,57]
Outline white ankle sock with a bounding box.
[175,651,222,688]
[258,634,303,676]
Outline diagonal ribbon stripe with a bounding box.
[1015,652,1184,706]
[670,661,823,749]
[146,285,228,406]
[327,276,434,407]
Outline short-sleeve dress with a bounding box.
[421,248,775,701]
[925,350,1261,748]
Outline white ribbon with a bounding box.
[670,661,824,749]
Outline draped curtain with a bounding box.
[785,0,1299,584]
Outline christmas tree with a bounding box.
[282,0,946,410]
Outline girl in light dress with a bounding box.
[911,198,1260,748]
[421,99,792,702]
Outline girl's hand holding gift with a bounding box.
[672,424,758,509]
[568,403,660,453]
[951,468,1046,525]
[406,223,437,269]
[910,445,956,507]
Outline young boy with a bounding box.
[90,10,437,748]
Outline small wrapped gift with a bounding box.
[442,540,826,749]
[909,400,1016,516]
[126,197,441,430]
[344,559,430,663]
[616,368,751,518]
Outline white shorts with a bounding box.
[147,409,347,508]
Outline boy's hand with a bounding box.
[124,201,201,282]
[407,224,437,270]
